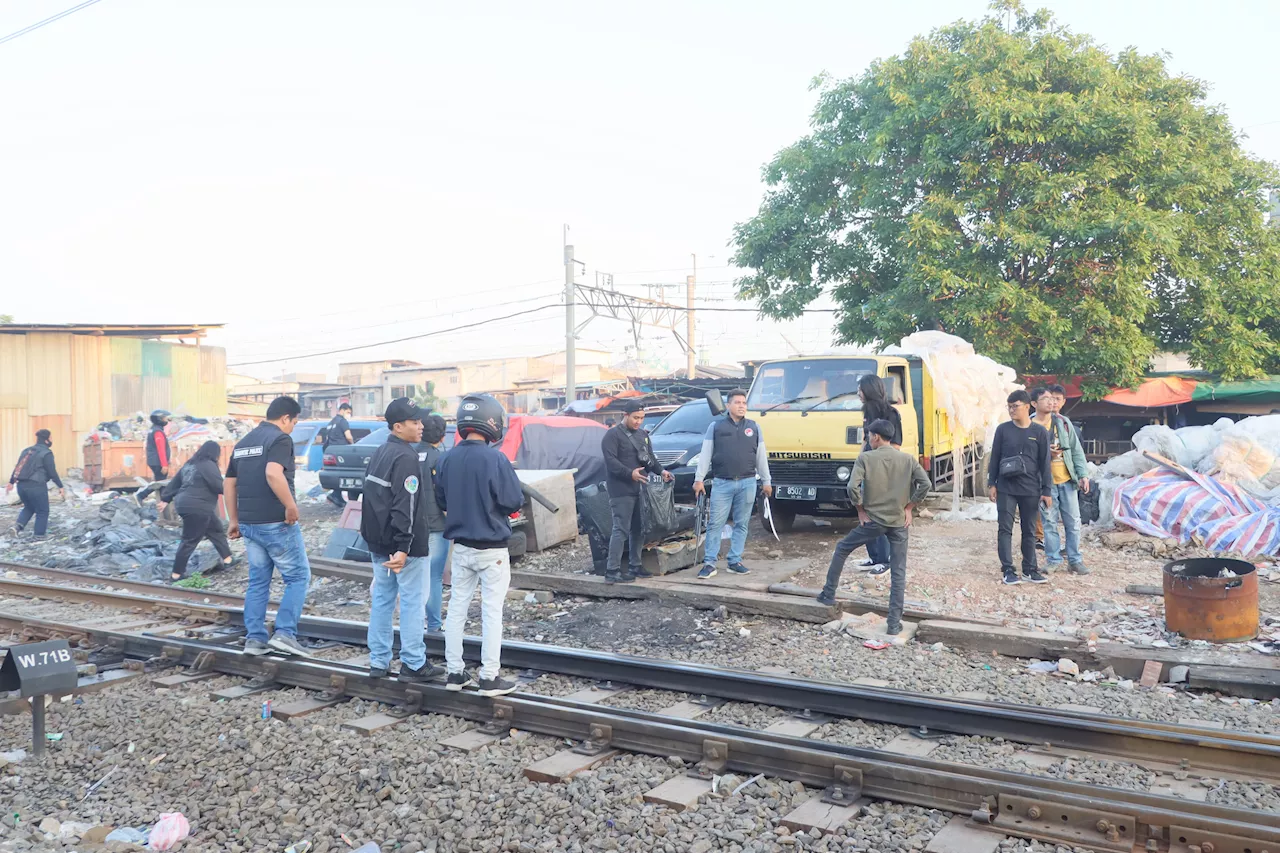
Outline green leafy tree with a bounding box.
[413,380,448,414]
[732,1,1280,388]
[0,315,12,324]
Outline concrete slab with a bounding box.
[644,776,711,811]
[563,685,631,704]
[764,718,823,738]
[925,815,1005,853]
[151,671,219,688]
[882,733,941,757]
[341,713,408,735]
[524,748,620,783]
[651,558,808,592]
[440,730,502,752]
[1149,775,1208,802]
[658,700,715,720]
[779,796,869,834]
[272,695,348,720]
[842,613,919,645]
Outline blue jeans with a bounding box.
[704,477,756,567]
[368,552,427,671]
[426,532,449,633]
[1041,482,1083,566]
[241,522,311,642]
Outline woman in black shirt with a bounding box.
[159,440,235,581]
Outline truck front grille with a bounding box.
[769,460,849,485]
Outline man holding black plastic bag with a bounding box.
[601,401,673,584]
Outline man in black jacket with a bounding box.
[989,389,1053,586]
[601,401,672,584]
[6,429,65,538]
[418,414,450,633]
[360,398,442,682]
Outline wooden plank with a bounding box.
[925,815,1005,853]
[915,620,1082,660]
[770,582,1005,626]
[523,748,620,783]
[882,733,940,757]
[271,695,347,719]
[441,730,502,752]
[1124,584,1163,596]
[342,713,408,735]
[764,718,823,738]
[644,776,712,811]
[1187,665,1280,701]
[1139,660,1163,688]
[779,795,869,834]
[151,671,219,688]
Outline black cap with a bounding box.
[620,400,645,414]
[384,397,424,426]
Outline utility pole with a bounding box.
[564,226,576,407]
[686,253,697,380]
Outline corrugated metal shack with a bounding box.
[0,323,225,477]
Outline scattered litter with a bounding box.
[732,773,765,795]
[1026,660,1058,674]
[1056,658,1079,676]
[45,732,63,741]
[147,812,189,850]
[104,826,148,845]
[0,748,28,764]
[82,765,118,800]
[738,628,752,638]
[148,753,167,766]
[862,640,890,650]
[1168,665,1190,684]
[285,842,313,853]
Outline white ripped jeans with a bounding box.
[443,543,511,680]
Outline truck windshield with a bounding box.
[747,359,878,412]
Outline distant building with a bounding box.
[0,323,226,476]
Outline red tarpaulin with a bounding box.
[1020,375,1199,407]
[498,415,607,488]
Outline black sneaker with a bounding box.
[1001,570,1021,586]
[816,593,837,607]
[727,562,750,575]
[398,663,444,684]
[477,676,518,697]
[632,567,657,578]
[867,564,890,576]
[446,671,474,692]
[1035,541,1045,552]
[885,623,903,636]
[369,666,389,678]
[604,573,634,585]
[1023,569,1049,584]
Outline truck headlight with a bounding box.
[836,466,851,481]
[686,454,699,468]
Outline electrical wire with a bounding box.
[0,0,105,47]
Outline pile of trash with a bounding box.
[39,496,225,580]
[84,414,255,446]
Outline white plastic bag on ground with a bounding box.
[1100,450,1156,479]
[148,813,189,850]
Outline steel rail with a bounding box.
[0,560,280,608]
[2,612,1277,851]
[0,577,228,622]
[4,575,1280,783]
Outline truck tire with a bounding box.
[507,529,528,563]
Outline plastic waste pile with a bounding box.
[897,331,1021,517]
[85,413,255,445]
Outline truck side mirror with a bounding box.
[706,390,726,416]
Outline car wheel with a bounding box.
[507,529,528,562]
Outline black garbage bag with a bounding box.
[96,421,123,440]
[641,480,678,539]
[575,482,613,576]
[88,525,158,553]
[1079,484,1101,525]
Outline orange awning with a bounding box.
[1102,376,1198,408]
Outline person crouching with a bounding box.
[359,397,443,683]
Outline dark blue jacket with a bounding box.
[434,439,523,550]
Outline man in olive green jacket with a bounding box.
[1034,384,1090,574]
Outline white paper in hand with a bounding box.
[762,497,780,541]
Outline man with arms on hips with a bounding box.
[225,395,312,656]
[435,394,524,697]
[601,400,673,584]
[360,398,443,682]
[817,419,929,634]
[693,389,772,579]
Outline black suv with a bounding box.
[648,399,723,503]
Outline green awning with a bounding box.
[1190,378,1280,404]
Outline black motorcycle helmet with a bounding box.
[456,394,506,443]
[149,409,171,427]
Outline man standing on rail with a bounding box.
[225,395,311,656]
[360,398,442,682]
[146,409,172,483]
[693,389,772,579]
[817,419,929,634]
[601,401,673,584]
[436,393,523,697]
[323,402,356,509]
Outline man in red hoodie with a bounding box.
[146,410,171,482]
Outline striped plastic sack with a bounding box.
[1112,468,1280,555]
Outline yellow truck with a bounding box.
[747,354,983,530]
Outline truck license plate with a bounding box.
[776,486,817,500]
[340,478,362,489]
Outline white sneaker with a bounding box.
[858,563,887,573]
[854,558,875,567]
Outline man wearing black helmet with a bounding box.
[146,410,171,482]
[435,394,524,697]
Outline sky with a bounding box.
[2,0,1278,381]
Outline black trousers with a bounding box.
[173,510,232,577]
[15,482,51,536]
[606,493,644,576]
[821,521,909,630]
[150,464,166,481]
[997,491,1040,574]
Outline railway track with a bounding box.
[2,605,1279,852]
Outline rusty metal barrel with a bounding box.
[1162,558,1259,643]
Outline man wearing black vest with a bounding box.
[225,395,311,657]
[693,389,773,579]
[323,402,356,509]
[600,401,673,584]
